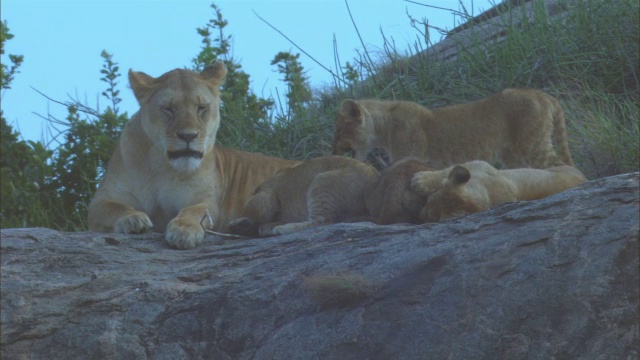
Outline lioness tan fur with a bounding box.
[332,89,574,169]
[411,160,587,222]
[228,156,379,237]
[364,157,433,224]
[88,62,299,249]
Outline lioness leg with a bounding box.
[88,199,153,234]
[166,202,212,250]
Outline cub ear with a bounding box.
[448,165,471,185]
[128,69,157,104]
[339,99,363,124]
[200,61,227,85]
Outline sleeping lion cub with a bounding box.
[364,157,433,224]
[411,160,587,222]
[228,156,379,236]
[333,89,574,169]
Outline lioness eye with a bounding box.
[197,104,209,115]
[161,107,173,117]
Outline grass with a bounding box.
[308,0,639,178]
[566,90,639,178]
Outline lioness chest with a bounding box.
[134,172,219,231]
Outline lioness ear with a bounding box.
[448,165,471,185]
[128,69,156,103]
[200,61,227,85]
[339,99,363,124]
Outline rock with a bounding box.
[1,173,638,359]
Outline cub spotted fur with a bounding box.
[88,62,299,249]
[411,160,587,222]
[228,156,379,237]
[333,89,574,169]
[364,157,433,224]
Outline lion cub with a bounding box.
[333,89,574,169]
[411,160,587,222]
[228,156,379,237]
[364,157,433,224]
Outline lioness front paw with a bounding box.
[166,217,204,250]
[114,211,153,234]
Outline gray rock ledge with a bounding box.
[1,173,638,360]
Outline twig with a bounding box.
[343,0,377,74]
[200,210,248,239]
[31,86,72,108]
[403,0,469,18]
[253,10,349,86]
[31,86,109,120]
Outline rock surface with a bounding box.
[1,173,638,360]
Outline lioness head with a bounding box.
[128,61,227,173]
[413,165,483,222]
[332,99,372,161]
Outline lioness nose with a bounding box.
[177,132,199,143]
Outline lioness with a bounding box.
[228,156,379,237]
[364,157,433,224]
[88,62,300,249]
[332,89,574,169]
[411,160,587,222]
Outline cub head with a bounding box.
[332,99,372,161]
[412,165,483,222]
[128,61,227,173]
[370,157,432,224]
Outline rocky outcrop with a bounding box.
[1,173,638,359]
[424,0,576,63]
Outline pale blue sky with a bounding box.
[1,0,493,144]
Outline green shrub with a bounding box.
[1,21,52,228]
[1,118,53,228]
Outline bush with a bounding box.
[1,118,53,228]
[1,21,52,228]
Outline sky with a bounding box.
[1,0,494,145]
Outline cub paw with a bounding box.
[114,211,153,234]
[257,222,288,237]
[410,173,436,196]
[271,222,313,236]
[166,217,204,250]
